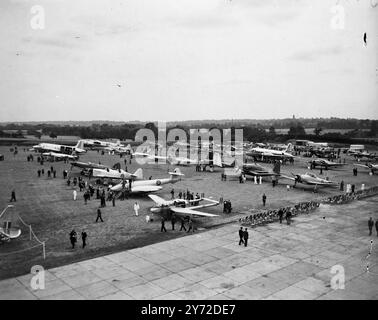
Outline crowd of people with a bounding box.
[239,200,320,227]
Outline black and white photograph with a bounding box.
[0,0,377,305]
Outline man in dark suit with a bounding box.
[238,227,244,245]
[243,228,249,247]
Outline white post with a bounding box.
[29,225,32,241]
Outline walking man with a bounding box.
[368,217,374,236]
[171,215,176,230]
[81,230,87,248]
[187,219,194,233]
[243,228,249,247]
[375,219,378,237]
[170,189,175,199]
[96,208,104,222]
[179,218,187,231]
[134,201,140,216]
[262,193,267,207]
[238,227,244,245]
[69,229,77,249]
[278,209,284,224]
[10,190,16,202]
[161,218,167,232]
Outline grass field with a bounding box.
[1,145,378,280]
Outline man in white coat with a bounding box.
[73,189,77,201]
[134,201,140,216]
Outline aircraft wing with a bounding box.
[354,163,370,169]
[244,169,278,177]
[131,186,162,193]
[170,207,218,217]
[148,194,169,205]
[279,174,296,181]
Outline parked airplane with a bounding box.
[280,172,339,188]
[109,168,184,193]
[70,161,109,171]
[246,144,294,161]
[349,150,377,161]
[82,139,123,150]
[354,163,378,174]
[92,167,143,180]
[148,195,219,217]
[308,159,345,170]
[41,152,79,161]
[32,140,86,155]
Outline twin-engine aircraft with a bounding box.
[109,168,184,194]
[148,194,219,217]
[32,140,86,157]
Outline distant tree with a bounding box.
[314,127,322,136]
[268,126,276,136]
[35,132,42,139]
[49,132,58,139]
[288,123,306,137]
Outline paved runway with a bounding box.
[1,198,378,300]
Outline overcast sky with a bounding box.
[0,0,377,122]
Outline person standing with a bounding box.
[112,195,116,207]
[69,230,77,249]
[96,208,104,222]
[368,217,374,236]
[238,227,244,245]
[161,218,167,232]
[171,215,176,230]
[187,219,194,233]
[262,193,267,207]
[179,218,187,231]
[170,189,175,199]
[81,230,87,248]
[278,209,284,224]
[375,219,378,237]
[243,228,249,247]
[73,189,77,201]
[10,190,16,202]
[134,201,140,216]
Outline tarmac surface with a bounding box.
[1,197,377,300]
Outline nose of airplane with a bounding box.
[150,207,160,213]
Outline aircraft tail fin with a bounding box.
[169,168,184,177]
[285,143,293,153]
[133,168,143,180]
[75,140,85,150]
[112,162,121,170]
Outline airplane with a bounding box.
[41,152,79,161]
[70,161,109,171]
[308,159,345,170]
[92,167,143,180]
[280,172,339,188]
[354,162,378,174]
[135,151,204,166]
[105,144,133,156]
[148,194,219,217]
[82,139,123,150]
[246,144,294,161]
[31,140,86,155]
[349,150,377,161]
[214,152,280,177]
[109,168,184,193]
[0,205,21,242]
